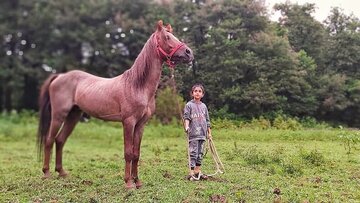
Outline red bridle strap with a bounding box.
[155,35,185,68]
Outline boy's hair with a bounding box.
[191,84,205,94]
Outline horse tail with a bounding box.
[37,74,59,160]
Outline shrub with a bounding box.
[210,105,238,120]
[155,87,184,125]
[273,115,302,130]
[0,110,38,124]
[241,116,271,129]
[211,118,237,129]
[300,116,331,129]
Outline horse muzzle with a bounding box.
[172,46,194,64]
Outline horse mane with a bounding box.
[124,34,159,88]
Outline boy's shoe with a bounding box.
[186,173,208,181]
[199,173,208,180]
[186,174,196,181]
[186,173,200,181]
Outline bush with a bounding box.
[0,110,38,124]
[211,105,238,120]
[155,87,184,125]
[300,116,331,129]
[240,116,271,129]
[211,118,238,129]
[273,115,302,130]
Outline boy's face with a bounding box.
[192,87,204,100]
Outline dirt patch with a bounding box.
[207,176,228,183]
[273,188,282,203]
[163,171,172,179]
[209,194,226,203]
[314,176,322,183]
[81,180,93,186]
[273,187,281,195]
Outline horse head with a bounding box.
[155,20,194,67]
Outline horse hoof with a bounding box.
[135,181,143,189]
[42,172,51,179]
[58,172,68,178]
[125,182,135,190]
[57,169,68,178]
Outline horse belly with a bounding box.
[75,93,122,121]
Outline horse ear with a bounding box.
[165,24,173,33]
[157,20,163,31]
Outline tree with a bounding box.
[324,7,360,77]
[320,8,360,126]
[274,2,327,67]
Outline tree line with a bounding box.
[0,0,359,127]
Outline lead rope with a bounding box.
[206,137,225,177]
[168,68,224,180]
[168,68,194,179]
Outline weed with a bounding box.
[338,127,360,154]
[242,146,268,165]
[281,157,303,176]
[269,146,285,163]
[152,145,162,156]
[299,148,325,166]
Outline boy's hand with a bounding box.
[185,127,190,133]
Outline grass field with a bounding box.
[0,115,359,202]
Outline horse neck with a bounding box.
[124,34,163,96]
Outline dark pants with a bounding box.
[189,140,205,168]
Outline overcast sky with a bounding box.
[265,0,360,22]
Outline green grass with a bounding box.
[0,117,359,202]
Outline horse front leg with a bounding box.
[122,118,136,189]
[132,125,145,189]
[132,112,151,189]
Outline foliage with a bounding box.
[0,0,360,127]
[300,116,331,129]
[210,117,238,129]
[299,148,326,166]
[272,115,302,130]
[154,86,184,125]
[274,2,326,64]
[240,116,271,130]
[338,127,360,154]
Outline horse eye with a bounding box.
[166,35,170,40]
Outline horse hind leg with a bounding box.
[55,107,82,177]
[42,114,66,179]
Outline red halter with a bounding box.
[155,34,185,68]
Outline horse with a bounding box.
[37,20,194,189]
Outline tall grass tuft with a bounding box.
[242,146,268,165]
[299,148,326,166]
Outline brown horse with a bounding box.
[37,20,193,189]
